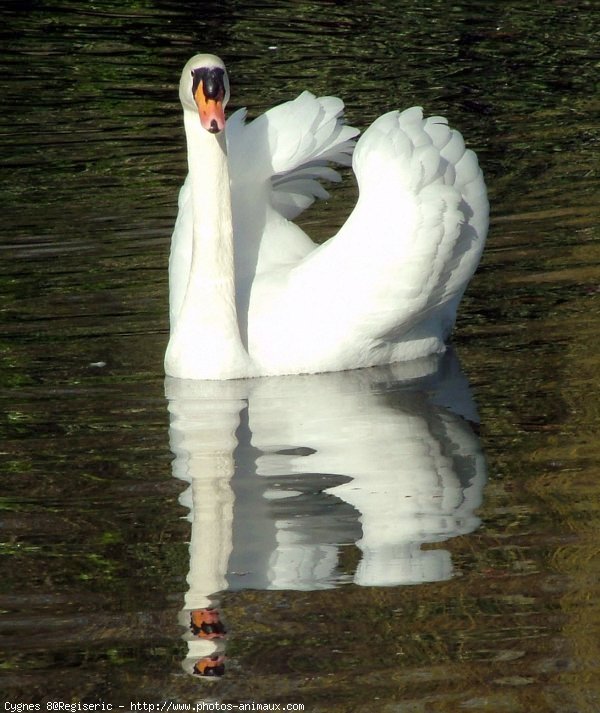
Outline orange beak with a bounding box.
[194,80,225,134]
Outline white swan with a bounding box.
[165,53,488,380]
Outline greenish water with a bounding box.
[1,1,599,710]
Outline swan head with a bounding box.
[179,54,230,134]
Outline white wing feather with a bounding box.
[246,107,488,373]
[170,88,487,376]
[227,91,357,226]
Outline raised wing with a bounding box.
[227,91,358,219]
[226,92,359,278]
[248,107,488,372]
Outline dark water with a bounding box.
[1,1,599,710]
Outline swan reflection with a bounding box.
[166,350,486,674]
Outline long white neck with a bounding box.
[185,111,235,312]
[165,110,252,379]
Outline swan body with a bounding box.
[165,54,488,380]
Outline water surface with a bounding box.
[1,1,599,710]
